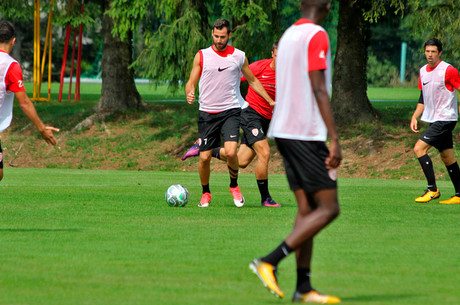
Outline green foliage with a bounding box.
[0,1,34,21]
[367,52,399,87]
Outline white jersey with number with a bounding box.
[198,46,246,112]
[268,22,331,141]
[0,52,17,134]
[420,61,458,123]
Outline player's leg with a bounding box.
[252,139,280,206]
[222,108,244,207]
[413,138,439,202]
[197,111,220,207]
[439,148,460,204]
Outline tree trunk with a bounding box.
[331,0,378,124]
[95,0,145,113]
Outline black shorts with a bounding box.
[275,138,337,193]
[420,121,457,152]
[240,106,270,146]
[0,141,3,169]
[198,108,241,151]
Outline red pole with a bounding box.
[58,24,71,102]
[68,26,77,101]
[75,0,84,101]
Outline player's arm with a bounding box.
[15,91,59,145]
[185,52,202,104]
[410,92,424,133]
[241,58,275,107]
[310,69,341,169]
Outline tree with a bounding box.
[331,0,378,124]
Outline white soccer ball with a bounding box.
[165,184,189,207]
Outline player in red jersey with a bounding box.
[411,38,460,204]
[250,0,342,303]
[182,42,281,207]
[0,21,59,181]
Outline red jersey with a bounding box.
[0,50,25,93]
[418,61,460,92]
[241,59,276,119]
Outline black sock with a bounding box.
[261,241,293,266]
[296,268,312,293]
[257,179,270,201]
[230,178,238,188]
[228,165,238,188]
[418,154,437,191]
[446,162,460,196]
[202,184,210,194]
[211,147,221,160]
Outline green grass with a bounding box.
[1,168,459,305]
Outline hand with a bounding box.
[325,139,342,169]
[268,99,275,107]
[410,117,419,133]
[186,91,195,104]
[40,126,60,145]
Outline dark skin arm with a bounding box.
[309,69,342,169]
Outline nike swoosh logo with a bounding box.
[423,81,430,85]
[218,66,230,72]
[261,75,269,78]
[230,135,237,138]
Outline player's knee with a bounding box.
[225,149,237,160]
[199,153,212,163]
[239,162,249,169]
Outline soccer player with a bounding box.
[0,21,59,182]
[410,38,460,204]
[206,41,281,207]
[185,19,274,208]
[249,0,342,303]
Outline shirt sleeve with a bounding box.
[5,62,26,92]
[308,30,329,72]
[446,65,460,90]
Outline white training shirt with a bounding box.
[420,61,458,123]
[0,52,17,134]
[268,20,331,141]
[198,46,246,112]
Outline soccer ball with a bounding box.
[165,184,189,207]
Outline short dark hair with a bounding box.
[272,40,279,51]
[0,20,15,43]
[424,38,442,52]
[213,19,231,34]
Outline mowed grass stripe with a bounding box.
[1,168,459,305]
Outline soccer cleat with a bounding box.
[181,139,200,161]
[198,192,211,207]
[415,189,440,203]
[261,197,282,207]
[292,290,341,304]
[249,259,284,299]
[229,186,245,207]
[439,195,460,204]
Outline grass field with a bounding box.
[1,168,459,305]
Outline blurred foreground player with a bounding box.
[249,0,342,303]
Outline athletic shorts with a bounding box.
[420,121,457,152]
[275,138,337,193]
[240,106,270,146]
[0,141,3,169]
[198,108,241,151]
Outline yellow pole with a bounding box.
[33,0,39,101]
[38,0,53,100]
[48,20,52,101]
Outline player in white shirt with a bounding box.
[185,19,274,208]
[411,38,460,204]
[0,20,59,182]
[249,1,342,303]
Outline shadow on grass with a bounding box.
[342,292,422,303]
[0,228,82,232]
